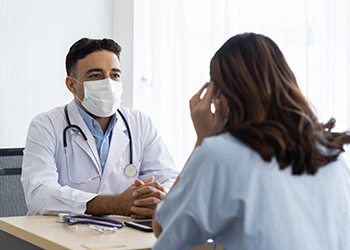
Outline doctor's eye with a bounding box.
[111,73,121,80]
[88,73,101,79]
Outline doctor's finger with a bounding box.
[141,176,154,184]
[134,179,144,186]
[130,214,151,220]
[132,183,166,197]
[130,206,154,218]
[134,176,154,187]
[132,189,166,202]
[134,196,162,206]
[146,181,166,192]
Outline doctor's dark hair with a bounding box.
[210,32,350,175]
[65,38,122,76]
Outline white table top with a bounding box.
[0,215,156,250]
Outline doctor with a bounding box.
[21,38,179,218]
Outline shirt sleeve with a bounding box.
[152,139,244,250]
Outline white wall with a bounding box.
[113,0,134,109]
[0,0,134,148]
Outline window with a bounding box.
[133,0,350,168]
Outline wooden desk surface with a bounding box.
[0,215,156,250]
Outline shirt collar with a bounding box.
[76,104,118,136]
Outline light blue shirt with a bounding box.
[77,105,117,172]
[153,133,350,250]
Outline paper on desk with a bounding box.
[81,241,126,249]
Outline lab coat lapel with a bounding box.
[67,101,101,170]
[100,112,129,185]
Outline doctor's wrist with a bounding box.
[85,195,126,216]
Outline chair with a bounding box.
[0,148,28,217]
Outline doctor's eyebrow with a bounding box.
[85,68,103,75]
[111,68,122,74]
[85,68,122,75]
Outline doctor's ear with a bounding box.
[66,76,77,95]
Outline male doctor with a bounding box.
[21,38,179,218]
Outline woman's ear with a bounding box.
[220,95,229,119]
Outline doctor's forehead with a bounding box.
[75,50,121,72]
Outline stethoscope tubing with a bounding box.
[63,105,133,162]
[117,109,133,164]
[63,214,124,228]
[63,105,136,183]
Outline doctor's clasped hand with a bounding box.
[86,176,166,218]
[131,176,167,219]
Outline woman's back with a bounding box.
[154,133,350,250]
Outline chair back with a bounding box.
[0,148,27,217]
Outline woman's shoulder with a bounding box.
[191,132,259,168]
[200,133,251,154]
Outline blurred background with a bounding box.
[1,0,350,169]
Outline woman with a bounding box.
[151,33,350,250]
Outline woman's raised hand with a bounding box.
[189,82,225,147]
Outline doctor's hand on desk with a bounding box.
[85,176,166,218]
[130,176,167,219]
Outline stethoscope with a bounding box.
[56,213,123,233]
[63,105,138,185]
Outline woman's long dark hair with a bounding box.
[210,33,350,175]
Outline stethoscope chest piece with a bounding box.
[124,164,137,177]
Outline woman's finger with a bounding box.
[200,82,216,107]
[190,82,210,109]
[196,82,210,99]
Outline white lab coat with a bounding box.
[21,100,179,215]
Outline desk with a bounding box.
[0,216,219,250]
[0,215,155,250]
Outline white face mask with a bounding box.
[74,78,123,117]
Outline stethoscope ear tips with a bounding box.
[84,178,92,184]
